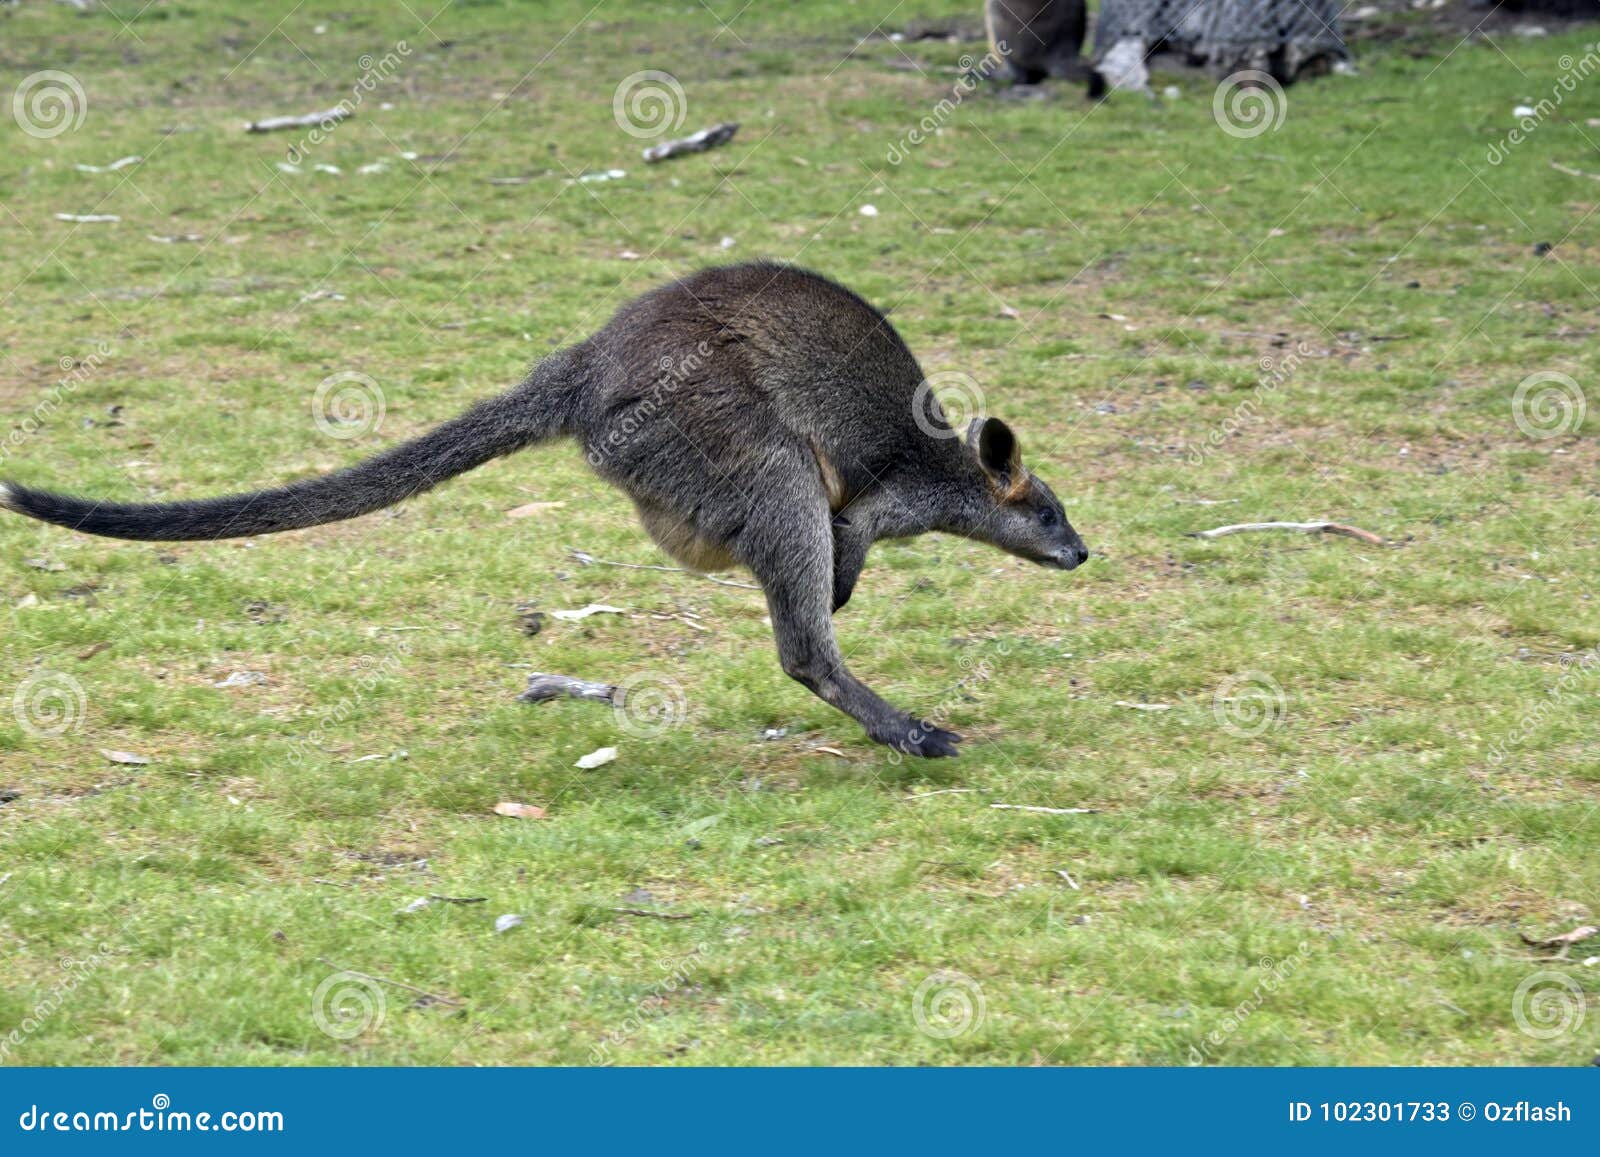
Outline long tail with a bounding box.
[0,349,584,542]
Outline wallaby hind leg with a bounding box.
[738,492,961,757]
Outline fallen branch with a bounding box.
[246,107,351,134]
[569,548,759,589]
[314,956,463,1007]
[1551,161,1600,183]
[990,804,1098,815]
[611,907,697,920]
[643,121,739,163]
[519,672,618,705]
[1186,520,1386,546]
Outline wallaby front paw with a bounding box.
[878,718,963,758]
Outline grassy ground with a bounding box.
[1,0,1597,1065]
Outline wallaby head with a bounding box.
[958,416,1088,571]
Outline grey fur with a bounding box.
[986,0,1087,84]
[3,262,1088,756]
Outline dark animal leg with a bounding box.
[739,491,961,758]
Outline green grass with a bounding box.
[1,0,1597,1065]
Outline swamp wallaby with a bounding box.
[2,262,1088,757]
[985,0,1087,85]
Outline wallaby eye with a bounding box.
[1037,507,1057,528]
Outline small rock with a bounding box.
[494,913,524,934]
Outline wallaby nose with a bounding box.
[1055,544,1089,570]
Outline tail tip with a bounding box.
[0,482,18,513]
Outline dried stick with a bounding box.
[246,107,351,133]
[642,122,739,163]
[1186,521,1386,546]
[990,804,1098,815]
[569,549,759,589]
[314,956,463,1006]
[610,907,696,920]
[519,673,618,705]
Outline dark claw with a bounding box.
[882,718,963,758]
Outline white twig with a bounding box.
[990,804,1098,815]
[1552,161,1600,183]
[1186,520,1386,546]
[569,549,759,589]
[1054,868,1080,889]
[246,107,351,133]
[903,788,979,801]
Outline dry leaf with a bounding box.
[493,801,547,819]
[575,746,617,769]
[505,501,566,518]
[100,749,150,765]
[1521,925,1598,950]
[77,641,112,661]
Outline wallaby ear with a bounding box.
[967,417,1021,481]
